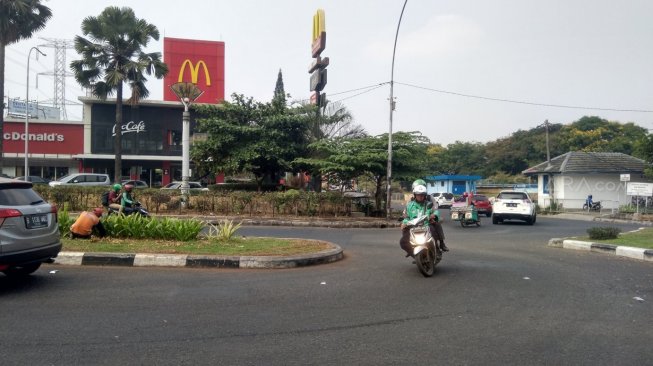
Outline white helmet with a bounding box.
[413,185,427,195]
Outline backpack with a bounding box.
[101,190,110,207]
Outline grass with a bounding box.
[61,236,333,256]
[575,227,653,250]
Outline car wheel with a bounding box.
[526,216,534,225]
[486,212,492,217]
[3,263,41,277]
[532,214,537,224]
[492,215,499,224]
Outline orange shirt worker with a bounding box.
[70,208,107,239]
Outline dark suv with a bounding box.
[0,178,61,277]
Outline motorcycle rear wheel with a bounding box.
[415,246,436,277]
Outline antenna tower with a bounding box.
[37,37,74,120]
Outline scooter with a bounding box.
[405,214,442,277]
[107,202,150,217]
[582,200,601,211]
[450,205,481,227]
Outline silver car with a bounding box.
[0,178,61,277]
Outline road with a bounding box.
[1,215,651,365]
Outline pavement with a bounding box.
[53,213,652,269]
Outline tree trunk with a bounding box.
[114,84,123,183]
[375,176,384,214]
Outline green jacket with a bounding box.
[121,191,135,208]
[402,200,440,225]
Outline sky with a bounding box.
[4,0,653,145]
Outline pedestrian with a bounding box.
[70,208,106,239]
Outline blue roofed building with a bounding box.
[424,175,482,195]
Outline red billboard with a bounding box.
[2,122,83,154]
[163,37,225,104]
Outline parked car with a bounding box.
[48,173,111,187]
[122,180,149,189]
[432,192,455,208]
[492,190,536,225]
[161,181,209,191]
[0,177,61,277]
[13,175,51,184]
[471,194,493,217]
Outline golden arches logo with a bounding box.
[177,59,212,86]
[312,9,326,42]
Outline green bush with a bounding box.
[587,227,621,240]
[94,214,204,241]
[57,203,75,237]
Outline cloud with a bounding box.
[365,14,483,59]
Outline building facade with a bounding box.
[1,37,225,186]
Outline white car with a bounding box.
[432,192,455,208]
[48,173,111,187]
[160,181,209,192]
[492,190,536,225]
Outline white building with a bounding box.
[522,152,650,210]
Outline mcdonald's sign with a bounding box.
[178,59,212,86]
[163,37,225,104]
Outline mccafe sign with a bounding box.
[112,120,146,136]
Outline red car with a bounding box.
[471,194,493,217]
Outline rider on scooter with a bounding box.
[108,184,122,212]
[400,184,448,257]
[121,184,136,214]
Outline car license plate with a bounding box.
[506,203,518,207]
[25,214,48,229]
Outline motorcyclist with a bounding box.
[405,179,447,252]
[108,184,122,211]
[586,195,593,208]
[70,208,106,239]
[121,184,136,214]
[400,184,448,257]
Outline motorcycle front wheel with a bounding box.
[415,246,435,277]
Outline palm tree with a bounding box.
[70,6,168,183]
[0,0,52,170]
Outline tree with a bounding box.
[70,6,167,183]
[292,100,365,191]
[294,131,429,213]
[272,68,286,110]
[192,94,311,191]
[0,0,52,171]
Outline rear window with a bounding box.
[0,186,45,206]
[498,192,528,200]
[442,193,454,199]
[473,195,489,201]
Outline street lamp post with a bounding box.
[386,0,408,219]
[25,47,46,179]
[170,82,203,207]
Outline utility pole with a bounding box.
[544,119,551,165]
[386,0,408,219]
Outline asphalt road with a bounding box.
[1,215,651,365]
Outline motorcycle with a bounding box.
[405,214,442,277]
[582,201,601,211]
[107,202,150,218]
[450,206,481,227]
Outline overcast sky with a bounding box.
[5,0,653,145]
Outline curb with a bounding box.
[53,241,344,269]
[548,238,653,262]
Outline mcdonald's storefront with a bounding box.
[1,36,225,186]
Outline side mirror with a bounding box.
[426,202,433,209]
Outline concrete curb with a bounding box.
[53,241,344,269]
[548,238,653,262]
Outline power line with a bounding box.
[328,82,388,96]
[395,81,653,113]
[332,84,386,103]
